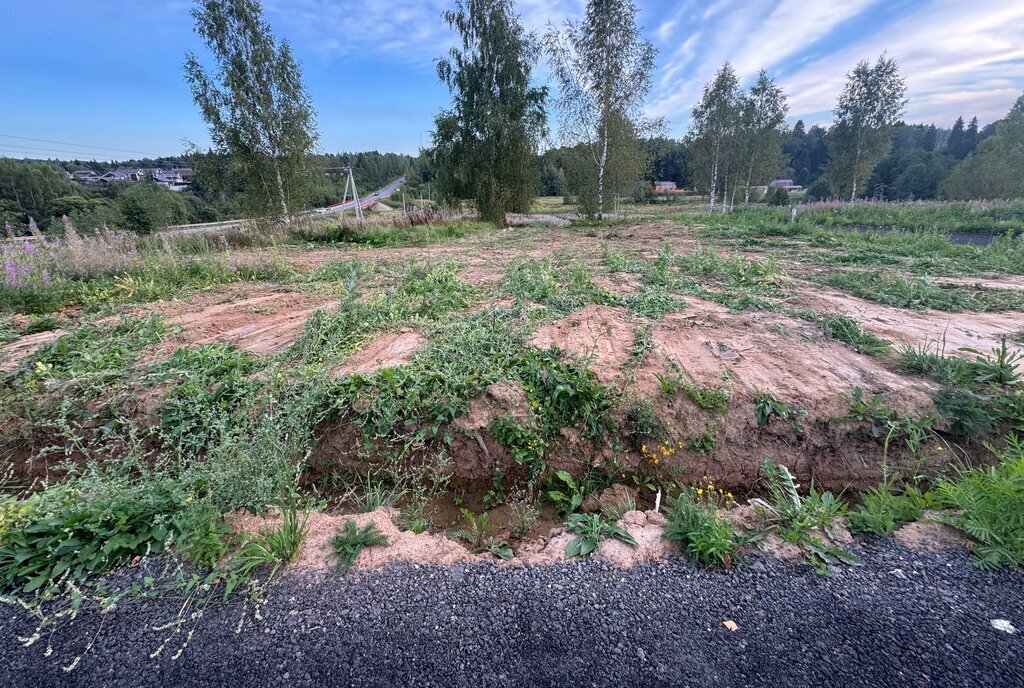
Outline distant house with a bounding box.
[71,169,101,184]
[99,168,145,184]
[769,179,803,192]
[152,169,190,192]
[653,180,677,192]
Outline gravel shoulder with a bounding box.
[1,540,1022,688]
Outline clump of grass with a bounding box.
[504,256,611,314]
[823,314,889,356]
[261,494,309,564]
[663,485,740,567]
[819,270,1024,312]
[683,381,731,414]
[848,481,934,536]
[332,520,389,573]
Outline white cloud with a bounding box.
[780,0,1024,125]
[264,0,585,65]
[647,0,880,129]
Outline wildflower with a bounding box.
[697,488,704,496]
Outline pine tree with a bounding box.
[946,116,965,159]
[942,94,1024,200]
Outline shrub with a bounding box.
[938,438,1024,570]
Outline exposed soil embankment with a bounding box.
[312,297,955,494]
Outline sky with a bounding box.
[2,0,1023,160]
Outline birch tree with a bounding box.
[825,53,907,200]
[185,0,318,223]
[429,0,547,227]
[737,70,788,204]
[688,63,741,212]
[546,0,660,219]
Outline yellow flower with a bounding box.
[697,488,704,495]
[727,492,733,499]
[641,444,647,453]
[186,496,193,503]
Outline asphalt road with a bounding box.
[1,540,1021,687]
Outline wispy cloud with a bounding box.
[264,0,584,65]
[780,0,1024,124]
[647,0,1024,132]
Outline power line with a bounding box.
[0,143,146,158]
[0,146,139,161]
[0,134,160,157]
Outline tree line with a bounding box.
[3,0,1022,235]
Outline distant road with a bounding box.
[158,176,407,237]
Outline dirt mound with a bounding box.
[646,303,934,417]
[790,285,1024,355]
[531,305,637,385]
[332,328,425,375]
[162,289,333,355]
[0,329,64,373]
[228,507,476,571]
[515,510,673,566]
[893,513,973,553]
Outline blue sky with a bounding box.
[2,0,1023,160]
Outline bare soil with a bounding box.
[6,219,1019,501]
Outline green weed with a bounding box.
[938,437,1024,570]
[331,520,389,573]
[564,513,638,558]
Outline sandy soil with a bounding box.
[156,288,336,355]
[789,284,1024,355]
[331,327,425,375]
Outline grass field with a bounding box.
[1,201,1023,635]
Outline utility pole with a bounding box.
[340,167,363,221]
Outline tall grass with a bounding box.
[0,220,291,315]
